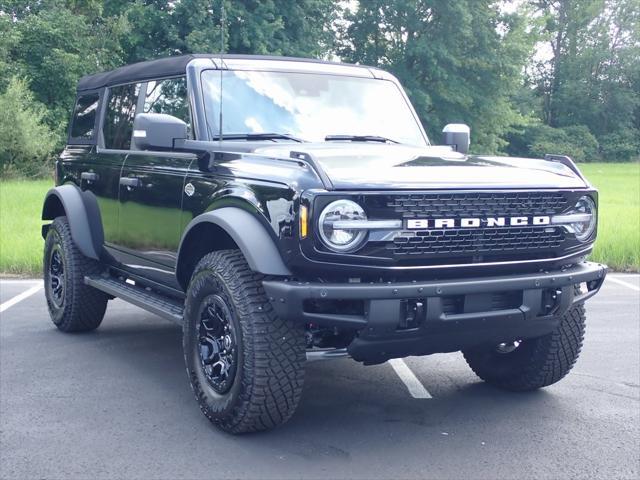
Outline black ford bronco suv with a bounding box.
[42,54,606,433]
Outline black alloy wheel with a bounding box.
[198,294,238,394]
[47,243,66,309]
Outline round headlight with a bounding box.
[572,195,597,242]
[318,200,367,252]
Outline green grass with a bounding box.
[580,163,640,272]
[0,179,53,276]
[0,163,638,276]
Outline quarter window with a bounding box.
[104,83,141,150]
[70,93,99,140]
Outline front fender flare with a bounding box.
[42,185,104,260]
[177,207,292,280]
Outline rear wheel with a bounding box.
[43,216,108,332]
[463,301,586,391]
[183,250,306,434]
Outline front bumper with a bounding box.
[263,262,606,364]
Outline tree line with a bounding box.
[0,0,638,177]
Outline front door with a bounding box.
[115,76,194,288]
[117,151,194,287]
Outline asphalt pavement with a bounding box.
[1,275,638,480]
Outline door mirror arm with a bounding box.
[172,139,214,171]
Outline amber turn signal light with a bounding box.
[299,205,308,238]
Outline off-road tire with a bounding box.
[183,250,306,434]
[463,299,586,391]
[43,216,108,332]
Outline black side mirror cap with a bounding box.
[442,123,470,154]
[133,113,188,150]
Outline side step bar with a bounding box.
[85,275,184,325]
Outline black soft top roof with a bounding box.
[76,54,361,92]
[77,54,207,91]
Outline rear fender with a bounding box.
[41,184,104,260]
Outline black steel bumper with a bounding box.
[263,262,606,364]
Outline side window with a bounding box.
[103,83,141,150]
[70,93,99,141]
[143,77,191,135]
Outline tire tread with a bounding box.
[184,250,305,434]
[44,216,108,332]
[463,299,586,391]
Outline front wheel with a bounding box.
[463,301,586,391]
[183,250,306,434]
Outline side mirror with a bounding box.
[442,123,470,154]
[133,113,188,150]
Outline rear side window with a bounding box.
[70,93,99,141]
[103,83,141,150]
[142,77,191,135]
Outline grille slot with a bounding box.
[388,226,565,256]
[387,192,569,218]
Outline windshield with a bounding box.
[201,70,427,146]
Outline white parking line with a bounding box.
[607,276,640,292]
[388,358,432,399]
[0,284,43,314]
[0,279,43,284]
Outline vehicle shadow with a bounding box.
[73,310,564,461]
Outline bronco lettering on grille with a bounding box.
[406,216,551,229]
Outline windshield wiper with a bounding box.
[325,134,399,144]
[220,133,305,143]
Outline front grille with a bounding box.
[388,226,565,257]
[310,190,588,268]
[386,191,569,218]
[359,191,575,263]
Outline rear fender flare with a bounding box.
[41,184,104,260]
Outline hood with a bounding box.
[252,143,588,190]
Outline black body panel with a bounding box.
[116,150,194,285]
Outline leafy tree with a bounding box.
[524,124,599,161]
[115,0,338,63]
[0,77,56,176]
[529,0,639,157]
[1,1,125,140]
[340,0,535,153]
[599,129,640,161]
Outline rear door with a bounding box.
[67,90,122,256]
[117,77,195,288]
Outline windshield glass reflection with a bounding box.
[201,70,427,146]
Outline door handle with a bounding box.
[119,177,141,188]
[81,171,98,182]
